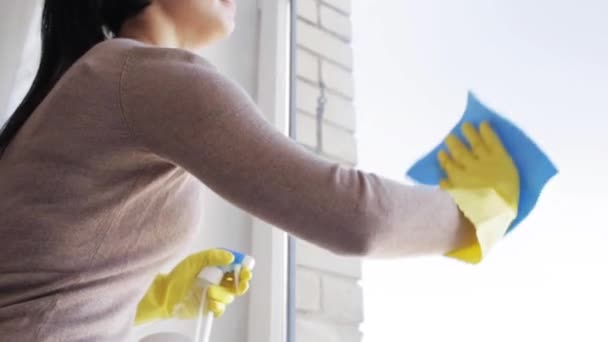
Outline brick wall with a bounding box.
[294,1,363,341]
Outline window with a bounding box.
[353,1,608,341]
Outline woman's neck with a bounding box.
[118,5,189,50]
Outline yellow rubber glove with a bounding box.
[135,249,252,325]
[438,121,520,264]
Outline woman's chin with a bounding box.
[216,20,236,39]
[224,21,236,35]
[197,26,234,49]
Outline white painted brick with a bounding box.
[296,80,319,115]
[323,123,357,164]
[322,61,354,98]
[320,5,352,41]
[324,92,356,131]
[296,239,362,279]
[322,0,352,14]
[297,48,319,83]
[298,0,319,23]
[296,111,318,148]
[296,319,337,342]
[296,318,362,342]
[296,320,362,342]
[296,267,322,312]
[294,3,362,339]
[298,79,356,132]
[297,20,353,70]
[336,326,363,342]
[322,275,364,324]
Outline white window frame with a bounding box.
[247,1,292,342]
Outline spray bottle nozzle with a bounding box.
[215,249,256,292]
[195,249,255,342]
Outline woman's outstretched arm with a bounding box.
[120,46,476,257]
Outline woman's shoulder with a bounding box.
[87,38,218,76]
[119,38,215,70]
[116,38,251,118]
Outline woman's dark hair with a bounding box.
[0,0,151,158]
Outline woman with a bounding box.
[0,0,519,341]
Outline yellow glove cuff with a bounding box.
[444,187,517,264]
[135,275,171,325]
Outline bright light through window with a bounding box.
[353,1,608,341]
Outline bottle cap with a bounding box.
[241,255,256,270]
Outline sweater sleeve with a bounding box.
[120,46,474,257]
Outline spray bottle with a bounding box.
[193,249,255,342]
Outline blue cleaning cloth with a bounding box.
[406,92,557,232]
